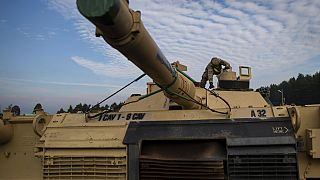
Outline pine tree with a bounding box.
[74,103,83,113]
[67,105,73,113]
[33,103,43,113]
[57,108,66,114]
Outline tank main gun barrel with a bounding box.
[77,0,199,109]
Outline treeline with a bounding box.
[57,102,124,114]
[259,72,320,105]
[0,103,43,117]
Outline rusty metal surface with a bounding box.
[140,159,224,179]
[124,118,298,179]
[139,140,226,179]
[124,118,295,144]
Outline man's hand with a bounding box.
[209,82,214,89]
[223,66,230,71]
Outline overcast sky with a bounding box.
[0,0,319,113]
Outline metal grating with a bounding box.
[228,154,298,180]
[43,156,126,179]
[140,157,225,179]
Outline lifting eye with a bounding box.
[33,115,47,137]
[288,107,301,132]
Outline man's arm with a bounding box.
[219,59,231,69]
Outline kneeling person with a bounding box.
[200,57,231,88]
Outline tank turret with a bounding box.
[77,0,200,109]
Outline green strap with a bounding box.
[156,69,178,95]
[176,68,196,83]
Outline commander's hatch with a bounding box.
[217,66,252,90]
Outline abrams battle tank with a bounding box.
[1,0,320,179]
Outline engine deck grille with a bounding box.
[140,157,225,179]
[228,154,298,180]
[43,156,126,179]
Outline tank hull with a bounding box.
[1,105,320,179]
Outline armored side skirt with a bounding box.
[124,118,298,180]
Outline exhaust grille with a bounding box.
[140,157,225,179]
[43,156,126,179]
[228,154,297,180]
[139,140,227,179]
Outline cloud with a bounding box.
[16,26,57,40]
[71,56,142,78]
[47,0,128,61]
[0,77,120,88]
[47,0,320,87]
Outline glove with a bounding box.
[209,82,214,89]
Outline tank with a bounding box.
[1,0,319,179]
[0,109,51,179]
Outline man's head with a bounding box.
[211,57,219,61]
